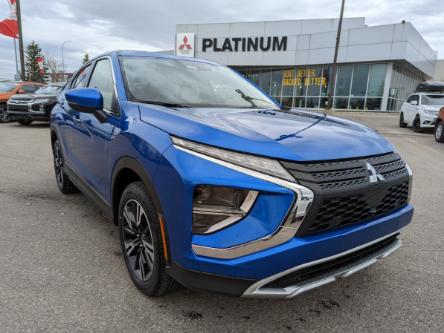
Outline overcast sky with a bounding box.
[0,0,443,79]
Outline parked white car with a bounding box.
[399,93,444,132]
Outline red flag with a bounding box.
[0,0,18,38]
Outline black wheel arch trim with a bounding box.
[111,156,172,264]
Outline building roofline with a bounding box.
[176,17,366,27]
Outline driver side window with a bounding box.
[407,95,419,104]
[71,64,92,89]
[87,59,116,113]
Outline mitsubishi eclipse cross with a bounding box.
[50,51,414,298]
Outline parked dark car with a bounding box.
[7,83,64,125]
[0,81,45,122]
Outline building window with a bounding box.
[294,97,306,108]
[335,64,353,96]
[259,70,272,95]
[270,69,283,97]
[234,62,392,111]
[334,97,349,109]
[306,97,319,108]
[367,64,386,96]
[349,97,365,110]
[366,98,383,110]
[282,69,296,96]
[351,64,369,97]
[320,67,331,96]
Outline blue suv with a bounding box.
[50,51,414,298]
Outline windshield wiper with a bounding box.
[136,99,191,108]
[235,89,278,109]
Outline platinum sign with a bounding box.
[202,36,287,52]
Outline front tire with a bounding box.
[18,119,33,126]
[399,113,407,128]
[118,182,174,297]
[53,140,78,194]
[412,115,423,133]
[0,104,10,123]
[435,121,444,143]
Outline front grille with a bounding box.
[282,153,410,236]
[264,235,399,289]
[8,104,29,112]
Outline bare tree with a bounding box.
[46,55,61,75]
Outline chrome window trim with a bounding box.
[173,144,314,259]
[243,228,404,298]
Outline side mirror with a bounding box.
[410,100,418,106]
[65,88,103,113]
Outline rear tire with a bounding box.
[118,181,175,297]
[0,104,10,123]
[399,113,407,128]
[435,121,444,143]
[18,119,33,126]
[53,140,78,194]
[412,115,423,133]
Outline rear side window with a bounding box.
[88,59,116,113]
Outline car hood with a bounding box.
[0,92,13,101]
[138,105,394,162]
[9,93,57,101]
[423,105,442,112]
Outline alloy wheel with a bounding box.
[121,199,155,281]
[413,117,422,132]
[436,123,443,141]
[54,143,64,187]
[0,107,9,122]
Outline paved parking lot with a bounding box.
[0,112,443,333]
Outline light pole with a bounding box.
[326,0,345,111]
[61,41,72,82]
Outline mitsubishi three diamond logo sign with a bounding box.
[176,33,195,58]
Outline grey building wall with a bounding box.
[433,59,444,81]
[176,18,437,78]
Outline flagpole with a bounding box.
[15,0,25,81]
[13,38,19,80]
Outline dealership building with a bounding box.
[175,18,438,111]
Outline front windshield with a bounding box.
[0,82,18,93]
[35,85,62,95]
[422,95,444,106]
[120,56,278,109]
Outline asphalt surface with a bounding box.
[0,113,443,333]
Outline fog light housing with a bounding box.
[192,185,258,234]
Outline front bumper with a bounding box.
[421,113,438,127]
[157,143,414,297]
[7,110,50,122]
[168,231,403,297]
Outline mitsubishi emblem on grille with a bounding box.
[366,162,385,184]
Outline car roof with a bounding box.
[91,50,218,66]
[414,92,444,95]
[18,81,45,85]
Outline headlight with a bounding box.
[424,109,438,115]
[192,185,258,234]
[172,137,294,182]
